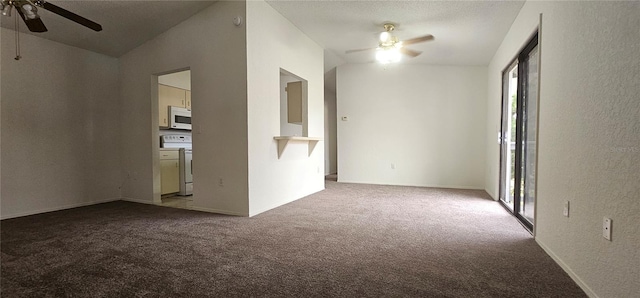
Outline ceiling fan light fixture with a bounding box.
[345,22,432,63]
[376,47,401,64]
[21,3,39,19]
[379,31,390,43]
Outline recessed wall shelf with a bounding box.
[274,136,322,158]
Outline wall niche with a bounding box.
[279,69,308,137]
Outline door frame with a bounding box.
[498,31,539,232]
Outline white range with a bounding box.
[160,135,193,196]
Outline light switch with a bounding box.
[341,116,349,121]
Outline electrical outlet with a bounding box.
[603,217,612,241]
[563,201,570,217]
[341,116,349,121]
[218,178,224,187]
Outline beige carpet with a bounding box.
[1,181,585,297]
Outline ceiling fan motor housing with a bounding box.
[344,21,432,62]
[379,23,400,49]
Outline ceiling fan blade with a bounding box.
[400,48,422,58]
[16,8,48,32]
[40,1,102,31]
[401,34,434,46]
[345,47,376,54]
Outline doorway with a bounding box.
[154,69,193,209]
[499,32,539,231]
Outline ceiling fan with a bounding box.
[1,0,102,33]
[346,23,434,63]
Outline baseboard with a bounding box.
[535,238,598,298]
[248,199,295,217]
[190,206,247,217]
[0,197,121,220]
[120,197,156,205]
[1,197,246,219]
[484,188,498,201]
[249,186,325,217]
[121,197,247,216]
[334,179,484,191]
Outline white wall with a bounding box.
[119,1,249,215]
[486,2,640,297]
[246,0,325,216]
[323,50,343,176]
[0,29,121,219]
[279,74,303,136]
[337,64,487,189]
[324,87,337,175]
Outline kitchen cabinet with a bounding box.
[160,150,180,195]
[158,84,190,128]
[286,81,302,124]
[186,90,192,110]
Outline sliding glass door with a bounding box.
[500,62,518,212]
[499,33,539,231]
[521,45,538,224]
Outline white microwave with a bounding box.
[169,106,192,130]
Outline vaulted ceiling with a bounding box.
[1,0,525,67]
[0,1,217,57]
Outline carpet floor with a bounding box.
[1,181,586,297]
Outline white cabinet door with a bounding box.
[160,159,180,195]
[158,84,186,128]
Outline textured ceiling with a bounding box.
[266,0,526,67]
[0,1,216,57]
[1,0,525,65]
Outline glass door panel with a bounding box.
[521,46,539,224]
[499,32,538,231]
[500,63,518,211]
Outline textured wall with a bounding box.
[119,1,249,215]
[246,0,325,216]
[337,64,487,189]
[324,87,337,175]
[1,29,121,219]
[486,2,640,296]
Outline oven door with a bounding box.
[170,107,192,130]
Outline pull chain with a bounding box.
[15,8,21,60]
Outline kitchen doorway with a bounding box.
[499,32,539,231]
[154,69,194,209]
